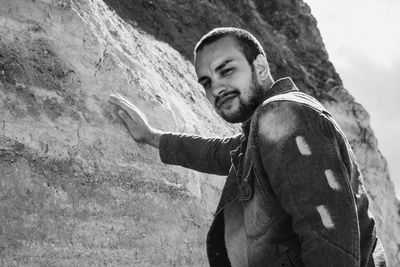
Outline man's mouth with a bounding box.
[216,93,238,108]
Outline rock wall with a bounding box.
[0,0,399,266]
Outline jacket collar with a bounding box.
[241,77,299,135]
[263,77,299,100]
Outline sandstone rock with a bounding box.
[0,0,399,266]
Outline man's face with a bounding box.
[195,36,264,123]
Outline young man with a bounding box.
[109,28,386,266]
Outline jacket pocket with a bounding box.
[240,164,277,239]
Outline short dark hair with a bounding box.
[194,27,266,64]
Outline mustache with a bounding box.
[215,91,239,108]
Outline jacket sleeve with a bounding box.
[255,101,360,266]
[159,132,241,175]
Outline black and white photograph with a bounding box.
[0,0,398,266]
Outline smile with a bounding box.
[217,93,237,108]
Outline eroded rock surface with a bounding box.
[1,0,399,266]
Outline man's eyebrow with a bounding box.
[197,59,234,84]
[215,59,233,72]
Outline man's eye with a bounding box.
[221,68,233,76]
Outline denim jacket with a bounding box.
[159,78,386,266]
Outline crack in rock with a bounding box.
[76,121,81,149]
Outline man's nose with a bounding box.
[211,81,226,97]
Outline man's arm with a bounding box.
[158,132,241,175]
[256,101,360,266]
[109,94,240,175]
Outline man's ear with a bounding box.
[252,54,270,82]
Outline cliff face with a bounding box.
[0,0,399,266]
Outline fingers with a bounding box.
[109,94,134,110]
[117,109,137,138]
[117,109,127,119]
[109,94,152,143]
[117,109,133,126]
[109,93,148,123]
[109,94,137,112]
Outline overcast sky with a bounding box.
[305,0,400,199]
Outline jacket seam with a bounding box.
[244,166,278,240]
[310,231,359,262]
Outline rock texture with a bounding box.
[0,0,399,266]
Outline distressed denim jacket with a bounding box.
[159,78,386,266]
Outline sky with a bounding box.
[305,0,400,199]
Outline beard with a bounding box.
[218,70,265,123]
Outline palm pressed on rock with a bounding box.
[109,94,161,147]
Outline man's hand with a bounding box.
[109,94,162,148]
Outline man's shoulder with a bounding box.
[252,92,326,143]
[255,91,327,118]
[261,91,324,110]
